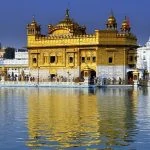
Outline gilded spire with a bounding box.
[30,15,38,26]
[121,16,131,33]
[106,10,117,30]
[110,9,114,17]
[32,15,36,23]
[65,8,70,18]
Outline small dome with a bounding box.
[31,20,36,26]
[30,16,39,27]
[122,20,129,28]
[48,9,86,35]
[56,9,78,27]
[27,16,41,35]
[121,16,130,32]
[107,15,116,24]
[106,11,117,30]
[146,37,150,47]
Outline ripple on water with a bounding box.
[0,87,150,149]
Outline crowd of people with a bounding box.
[0,73,139,85]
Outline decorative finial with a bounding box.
[32,15,36,23]
[65,8,70,18]
[127,16,130,26]
[67,2,70,9]
[125,16,130,26]
[110,9,114,16]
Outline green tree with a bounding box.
[3,47,15,59]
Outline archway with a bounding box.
[90,70,96,84]
[80,69,96,83]
[127,71,133,84]
[80,71,84,82]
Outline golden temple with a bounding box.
[27,9,137,82]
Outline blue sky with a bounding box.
[0,0,150,48]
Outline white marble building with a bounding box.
[137,38,150,79]
[0,49,29,78]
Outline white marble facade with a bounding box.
[0,49,29,78]
[137,37,150,79]
[97,65,126,80]
[30,67,80,82]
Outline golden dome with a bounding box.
[30,16,39,27]
[121,16,130,32]
[107,15,116,24]
[122,19,128,26]
[106,11,117,30]
[48,9,86,35]
[56,9,78,27]
[27,16,41,36]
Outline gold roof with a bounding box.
[48,9,86,35]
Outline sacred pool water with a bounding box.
[0,87,150,149]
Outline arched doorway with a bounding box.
[80,69,96,83]
[127,71,133,84]
[90,70,96,84]
[80,71,84,82]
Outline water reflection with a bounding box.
[97,88,138,147]
[26,88,99,148]
[25,88,138,149]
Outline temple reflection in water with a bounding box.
[25,88,138,149]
